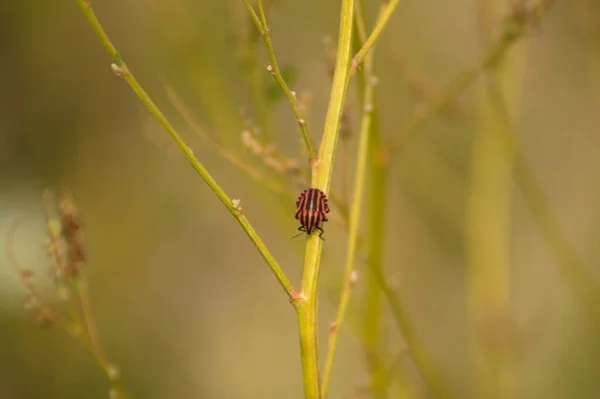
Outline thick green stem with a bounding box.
[364,113,387,398]
[466,3,521,397]
[353,4,389,396]
[295,1,355,398]
[321,32,375,399]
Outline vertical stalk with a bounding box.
[295,1,355,398]
[321,20,376,397]
[466,2,524,397]
[355,4,389,397]
[364,110,387,397]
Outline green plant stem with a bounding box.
[466,4,519,397]
[352,0,401,68]
[55,311,131,398]
[73,277,130,398]
[353,4,390,397]
[514,152,600,327]
[484,69,600,331]
[320,31,375,399]
[294,1,355,398]
[370,266,451,399]
[164,86,290,197]
[165,84,358,243]
[388,2,553,159]
[241,0,315,162]
[75,0,295,300]
[7,218,130,398]
[74,277,106,365]
[364,113,390,399]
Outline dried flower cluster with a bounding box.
[7,192,127,398]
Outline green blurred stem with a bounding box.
[485,73,600,331]
[74,277,107,365]
[370,266,451,399]
[354,4,389,397]
[165,86,290,198]
[294,1,355,398]
[364,113,388,398]
[515,155,600,328]
[388,2,553,158]
[55,312,130,399]
[466,4,519,398]
[75,0,295,299]
[73,276,130,398]
[352,0,401,68]
[320,26,375,399]
[241,0,315,162]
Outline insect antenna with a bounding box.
[290,232,305,240]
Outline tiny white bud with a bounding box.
[232,199,242,212]
[110,63,126,77]
[265,65,274,74]
[107,364,121,382]
[370,76,379,86]
[350,270,358,284]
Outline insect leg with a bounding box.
[315,226,326,241]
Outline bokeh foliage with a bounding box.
[1,0,600,398]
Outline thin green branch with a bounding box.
[165,85,356,238]
[515,153,600,327]
[355,2,450,397]
[75,0,295,300]
[8,216,131,398]
[72,276,130,398]
[352,0,401,69]
[466,4,518,397]
[164,86,291,197]
[389,38,515,157]
[353,4,391,397]
[370,266,451,399]
[383,50,462,119]
[484,69,600,331]
[294,1,355,398]
[388,0,554,159]
[241,0,316,162]
[75,277,107,364]
[321,27,375,399]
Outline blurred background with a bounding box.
[1,0,600,398]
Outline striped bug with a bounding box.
[292,188,330,240]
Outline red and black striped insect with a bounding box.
[292,188,330,240]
